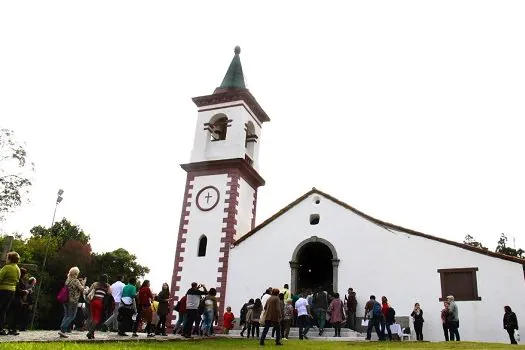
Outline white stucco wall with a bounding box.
[226,192,525,343]
[189,101,262,170]
[235,177,255,240]
[178,174,229,294]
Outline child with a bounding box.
[223,307,235,334]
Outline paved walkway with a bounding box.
[0,330,196,343]
[0,330,367,343]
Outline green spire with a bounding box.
[219,46,246,89]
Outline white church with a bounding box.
[168,47,525,343]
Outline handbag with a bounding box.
[515,329,520,342]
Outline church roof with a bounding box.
[234,188,525,265]
[217,46,246,90]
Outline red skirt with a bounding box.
[90,298,104,324]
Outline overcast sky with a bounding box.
[1,1,524,291]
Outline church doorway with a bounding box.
[290,236,339,294]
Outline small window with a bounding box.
[437,267,481,301]
[210,116,228,141]
[198,235,207,257]
[310,214,320,225]
[245,121,257,157]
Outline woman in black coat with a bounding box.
[503,305,519,344]
[411,303,424,341]
[155,283,170,336]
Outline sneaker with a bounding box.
[132,333,138,337]
[58,331,69,338]
[8,330,20,336]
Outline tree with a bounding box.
[463,234,487,250]
[0,218,149,329]
[92,248,150,282]
[0,129,34,221]
[30,218,90,247]
[496,233,524,258]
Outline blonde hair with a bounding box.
[7,252,20,264]
[447,295,455,301]
[68,266,80,278]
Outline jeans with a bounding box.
[346,310,356,330]
[60,303,78,332]
[315,308,326,330]
[104,301,120,330]
[260,321,281,345]
[381,320,393,340]
[0,290,15,331]
[201,309,214,335]
[366,317,383,340]
[157,314,167,334]
[414,321,423,340]
[183,309,199,337]
[442,323,449,341]
[448,320,460,341]
[507,328,518,344]
[297,315,311,339]
[282,319,291,339]
[248,322,259,338]
[173,313,186,333]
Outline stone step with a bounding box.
[228,328,366,340]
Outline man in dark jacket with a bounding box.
[345,288,357,330]
[182,282,207,338]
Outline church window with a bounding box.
[437,267,481,301]
[207,114,229,141]
[310,214,320,225]
[245,121,257,158]
[198,235,208,257]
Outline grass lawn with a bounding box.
[0,339,519,350]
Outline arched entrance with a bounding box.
[289,236,339,294]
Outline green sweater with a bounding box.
[0,263,21,292]
[122,284,137,299]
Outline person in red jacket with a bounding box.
[132,280,154,337]
[172,295,187,335]
[223,307,235,334]
[381,296,393,340]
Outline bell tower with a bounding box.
[169,46,270,327]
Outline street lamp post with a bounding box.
[30,189,64,330]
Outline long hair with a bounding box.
[254,298,262,309]
[140,280,150,288]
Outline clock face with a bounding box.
[196,186,220,211]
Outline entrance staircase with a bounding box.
[222,327,366,341]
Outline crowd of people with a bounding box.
[0,252,521,345]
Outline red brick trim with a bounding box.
[192,89,270,124]
[215,170,240,325]
[181,158,265,189]
[167,174,195,329]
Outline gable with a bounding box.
[234,187,525,266]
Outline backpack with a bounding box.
[372,301,382,317]
[174,300,181,312]
[387,307,396,322]
[57,285,69,304]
